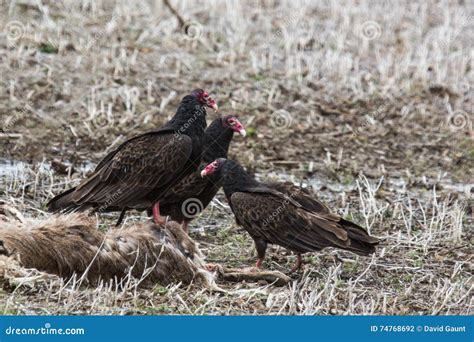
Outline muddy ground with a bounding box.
[0,1,472,314]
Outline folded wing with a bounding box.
[230,190,378,256]
[50,133,193,210]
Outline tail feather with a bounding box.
[338,218,379,256]
[47,187,82,213]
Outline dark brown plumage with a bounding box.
[201,159,380,271]
[156,115,246,232]
[265,181,331,214]
[47,89,217,223]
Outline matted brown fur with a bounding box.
[0,214,213,287]
[0,255,62,292]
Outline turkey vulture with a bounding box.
[201,159,379,272]
[47,89,218,225]
[157,115,246,233]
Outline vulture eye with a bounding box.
[203,92,209,98]
[212,162,219,169]
[228,118,236,126]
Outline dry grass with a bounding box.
[0,0,472,315]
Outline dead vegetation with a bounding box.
[0,212,212,287]
[0,210,291,291]
[0,0,472,315]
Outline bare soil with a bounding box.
[0,0,472,315]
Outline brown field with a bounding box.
[0,0,472,315]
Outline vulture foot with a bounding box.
[152,202,166,224]
[115,209,127,227]
[204,263,221,272]
[289,254,303,273]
